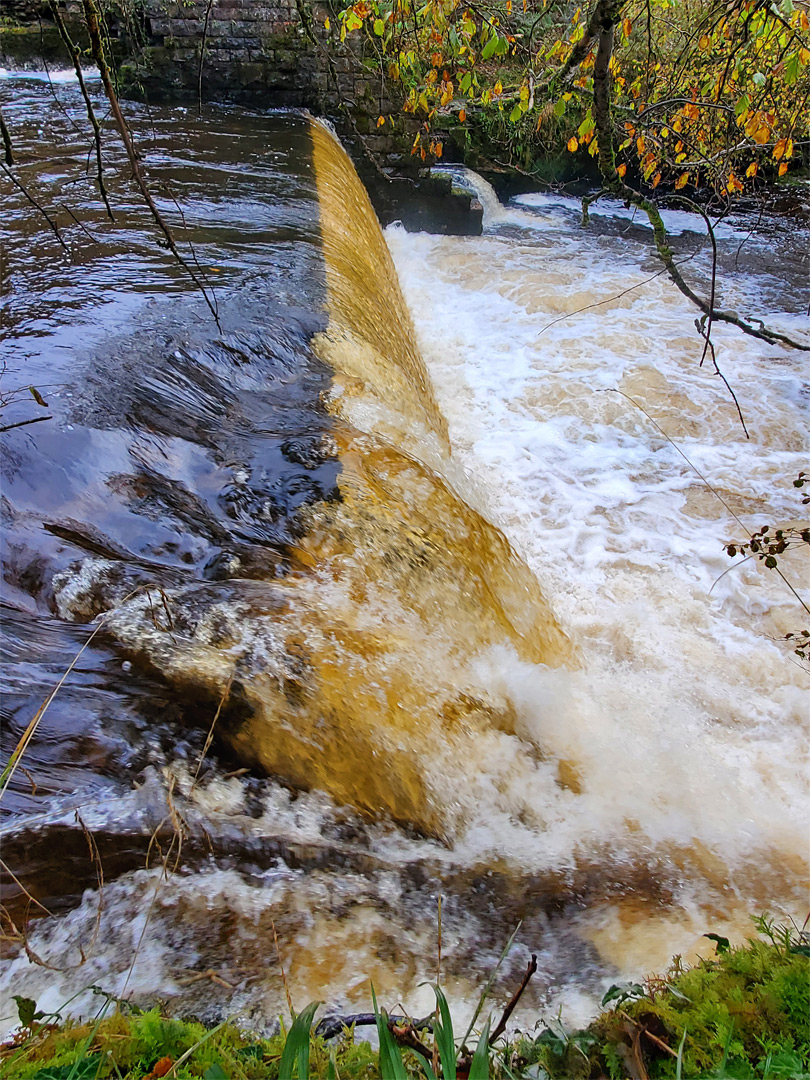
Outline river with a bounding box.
[1,69,808,1036]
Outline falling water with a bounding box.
[1,72,808,1035]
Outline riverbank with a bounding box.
[2,915,808,1079]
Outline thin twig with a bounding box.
[0,162,69,254]
[49,0,115,221]
[81,0,220,324]
[0,108,13,166]
[489,954,537,1043]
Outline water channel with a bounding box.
[1,69,808,1034]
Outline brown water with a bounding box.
[1,71,808,1035]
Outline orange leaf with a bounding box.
[745,162,758,178]
[651,171,661,188]
[616,163,627,177]
[778,161,788,176]
[377,115,386,127]
[146,1059,174,1080]
[753,125,769,145]
[773,137,787,160]
[675,171,689,189]
[567,136,579,152]
[622,17,632,37]
[458,108,466,122]
[434,140,443,158]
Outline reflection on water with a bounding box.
[1,72,808,1035]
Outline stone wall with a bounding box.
[1,0,482,233]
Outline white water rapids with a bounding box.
[384,177,809,972]
[1,126,808,1036]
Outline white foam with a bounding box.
[385,204,809,893]
[0,67,100,83]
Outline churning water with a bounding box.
[0,70,808,1036]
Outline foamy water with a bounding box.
[385,181,809,951]
[1,96,807,1036]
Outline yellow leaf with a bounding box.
[773,138,787,160]
[616,163,627,177]
[675,172,689,189]
[567,135,579,152]
[799,10,809,30]
[778,161,788,176]
[324,15,330,29]
[377,115,386,127]
[699,34,710,49]
[494,79,503,96]
[753,125,769,145]
[785,138,794,159]
[660,127,669,138]
[458,108,466,122]
[745,162,757,178]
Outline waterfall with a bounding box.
[73,117,573,836]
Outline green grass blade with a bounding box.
[431,985,456,1080]
[418,1056,438,1080]
[459,922,522,1051]
[675,1026,687,1080]
[371,986,408,1080]
[467,1018,490,1080]
[279,1000,319,1080]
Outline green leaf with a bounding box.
[577,111,595,139]
[509,104,522,122]
[279,1001,320,1079]
[371,987,409,1080]
[373,18,384,34]
[468,1019,490,1080]
[600,982,645,1007]
[480,35,498,60]
[553,96,566,118]
[13,996,39,1029]
[33,1058,102,1080]
[704,933,731,954]
[203,1066,229,1080]
[431,986,457,1080]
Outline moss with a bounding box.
[524,919,810,1080]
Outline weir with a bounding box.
[92,118,573,834]
[2,76,807,1033]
